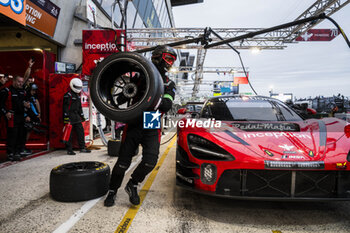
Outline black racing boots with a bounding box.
[105,180,140,207]
[125,180,140,205]
[104,190,116,207]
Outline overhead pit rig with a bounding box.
[124,0,350,99]
[86,0,350,148]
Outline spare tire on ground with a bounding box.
[90,52,164,124]
[50,161,110,202]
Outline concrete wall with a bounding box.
[54,0,116,67]
[50,0,81,46]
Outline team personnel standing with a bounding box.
[0,74,9,89]
[25,83,41,141]
[0,76,30,161]
[104,45,177,207]
[23,58,35,89]
[62,78,91,155]
[0,74,10,118]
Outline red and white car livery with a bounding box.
[176,95,350,200]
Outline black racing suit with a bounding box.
[62,90,86,151]
[0,86,27,155]
[108,72,176,191]
[0,83,6,115]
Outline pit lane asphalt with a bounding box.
[1,133,350,233]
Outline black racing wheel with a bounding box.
[90,52,163,124]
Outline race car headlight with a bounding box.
[188,134,235,161]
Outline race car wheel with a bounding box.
[50,161,110,202]
[90,52,164,124]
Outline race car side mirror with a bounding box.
[177,108,187,114]
[306,108,317,115]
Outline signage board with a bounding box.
[0,0,27,25]
[55,62,76,74]
[296,29,339,42]
[82,29,126,76]
[26,0,60,37]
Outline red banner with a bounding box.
[296,29,339,42]
[234,76,249,85]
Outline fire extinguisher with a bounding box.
[62,123,72,143]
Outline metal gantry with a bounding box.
[283,0,350,42]
[127,27,288,50]
[126,0,349,99]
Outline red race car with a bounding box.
[176,95,350,200]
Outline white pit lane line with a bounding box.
[52,197,101,233]
[52,129,175,233]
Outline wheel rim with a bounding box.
[96,58,150,112]
[58,162,105,172]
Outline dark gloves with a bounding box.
[158,79,175,113]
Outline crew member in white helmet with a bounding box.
[62,78,91,155]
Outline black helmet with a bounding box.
[151,45,177,71]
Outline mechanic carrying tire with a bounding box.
[63,78,91,155]
[90,51,164,124]
[103,46,177,206]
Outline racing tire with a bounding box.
[50,161,110,202]
[90,52,163,124]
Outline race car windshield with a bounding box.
[201,98,302,121]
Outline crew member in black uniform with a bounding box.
[0,74,9,89]
[0,76,30,161]
[104,45,177,207]
[24,83,42,141]
[0,74,10,117]
[63,78,91,155]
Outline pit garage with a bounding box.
[1,0,350,233]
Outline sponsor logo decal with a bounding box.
[84,42,119,52]
[283,151,297,154]
[308,150,314,157]
[278,144,295,151]
[0,0,24,14]
[281,155,305,160]
[240,132,312,139]
[176,172,193,184]
[265,161,324,169]
[265,150,274,157]
[336,162,347,169]
[232,122,300,132]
